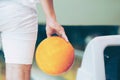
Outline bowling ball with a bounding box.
[36,36,74,75]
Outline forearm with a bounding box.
[40,0,56,21]
[40,0,68,41]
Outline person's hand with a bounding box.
[46,18,68,42]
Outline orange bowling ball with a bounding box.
[35,36,74,75]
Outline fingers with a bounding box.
[60,32,69,42]
[56,27,69,42]
[46,24,69,42]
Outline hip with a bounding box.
[0,1,38,32]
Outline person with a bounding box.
[0,0,68,80]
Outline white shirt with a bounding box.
[11,0,40,10]
[22,0,40,10]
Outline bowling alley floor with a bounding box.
[0,49,83,80]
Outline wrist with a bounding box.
[46,15,57,22]
[46,16,58,25]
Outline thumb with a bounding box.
[46,26,52,38]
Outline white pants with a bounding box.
[0,1,38,64]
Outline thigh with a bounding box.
[3,32,37,79]
[0,2,38,64]
[1,30,38,64]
